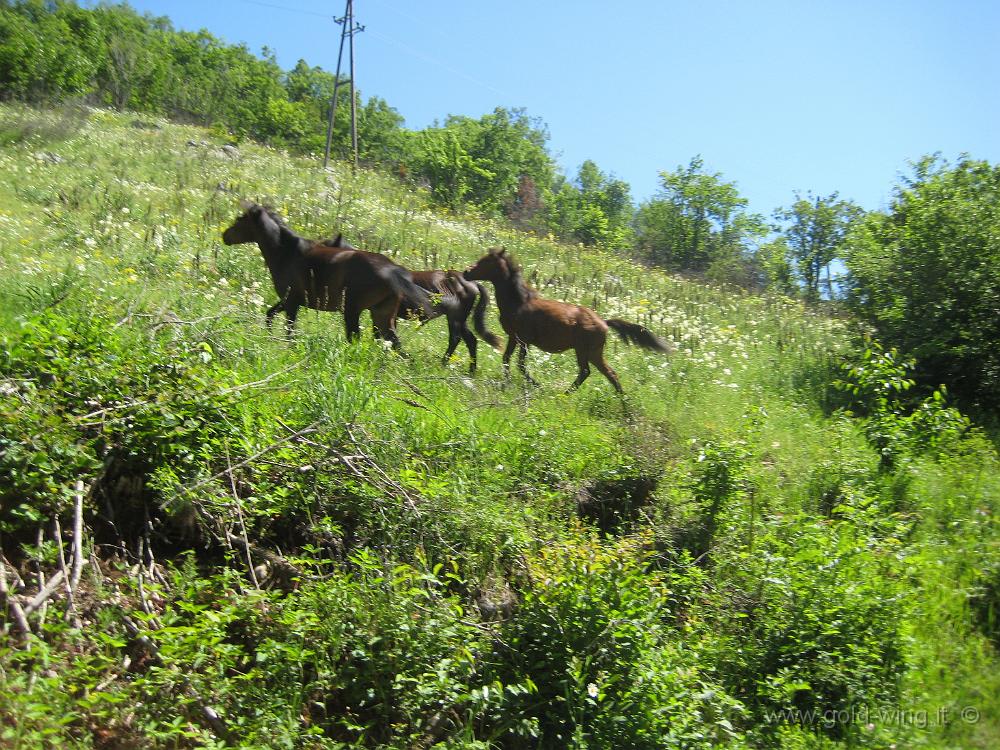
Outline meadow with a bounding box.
[0,103,998,749]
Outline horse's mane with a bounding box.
[500,252,537,302]
[254,206,357,252]
[254,204,287,227]
[321,234,358,250]
[253,203,309,255]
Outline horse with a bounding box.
[464,248,670,392]
[398,270,501,374]
[222,201,430,349]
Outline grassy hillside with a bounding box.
[1,104,998,749]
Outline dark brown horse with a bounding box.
[222,202,429,348]
[397,270,501,374]
[464,248,670,392]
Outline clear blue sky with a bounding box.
[102,0,998,216]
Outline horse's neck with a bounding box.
[257,221,304,262]
[256,220,307,294]
[492,271,534,315]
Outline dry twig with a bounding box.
[0,555,31,636]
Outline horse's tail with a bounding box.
[605,318,671,353]
[386,266,433,317]
[472,282,501,350]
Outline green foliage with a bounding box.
[0,0,379,160]
[408,107,553,216]
[494,532,745,748]
[773,192,861,301]
[843,155,1000,413]
[712,514,906,745]
[0,0,102,102]
[635,156,767,278]
[835,342,971,469]
[0,308,243,540]
[545,160,635,250]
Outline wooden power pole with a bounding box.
[323,0,364,170]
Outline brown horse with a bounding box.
[464,248,670,392]
[397,270,501,374]
[222,202,430,349]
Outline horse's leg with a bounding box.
[442,314,463,366]
[568,348,592,392]
[283,302,300,339]
[343,292,362,342]
[265,300,284,330]
[501,337,517,382]
[593,354,624,394]
[460,323,478,375]
[517,342,538,387]
[454,298,479,374]
[371,298,404,351]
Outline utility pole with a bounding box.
[323,0,364,170]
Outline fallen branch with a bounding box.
[71,480,86,589]
[122,616,230,742]
[53,516,77,620]
[0,555,31,636]
[225,442,261,590]
[23,568,64,616]
[218,358,306,396]
[165,419,323,506]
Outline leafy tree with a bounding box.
[843,155,1000,412]
[543,162,633,249]
[753,237,798,296]
[357,94,405,164]
[774,192,861,301]
[409,107,553,216]
[92,3,171,111]
[412,126,491,211]
[0,0,103,101]
[468,106,552,213]
[635,156,765,276]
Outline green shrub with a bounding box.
[492,531,745,748]
[710,515,905,744]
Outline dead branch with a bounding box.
[218,358,306,396]
[121,616,230,742]
[225,441,261,590]
[71,480,86,588]
[0,555,31,635]
[53,516,77,620]
[165,419,323,506]
[23,569,63,616]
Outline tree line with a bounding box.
[2,1,998,415]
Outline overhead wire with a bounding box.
[220,0,510,99]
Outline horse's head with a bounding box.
[464,247,511,282]
[222,200,266,245]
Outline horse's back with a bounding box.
[295,243,354,311]
[512,299,606,353]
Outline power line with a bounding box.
[228,0,332,19]
[365,28,508,98]
[226,0,508,100]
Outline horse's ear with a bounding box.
[498,247,507,256]
[333,233,342,246]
